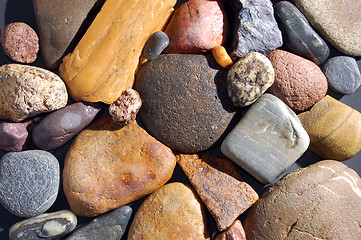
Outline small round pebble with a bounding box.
[322,56,361,95]
[143,31,169,60]
[1,22,39,63]
[212,46,233,68]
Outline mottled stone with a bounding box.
[0,119,33,152]
[135,54,237,153]
[0,64,68,122]
[294,0,361,56]
[228,0,283,59]
[215,220,246,240]
[298,95,361,161]
[176,154,258,231]
[212,46,234,68]
[322,56,361,95]
[128,182,211,240]
[227,52,274,107]
[66,206,132,240]
[143,31,169,60]
[9,210,77,240]
[63,116,176,217]
[244,160,361,240]
[221,94,310,184]
[274,1,329,65]
[267,49,328,111]
[0,150,60,218]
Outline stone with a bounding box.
[298,95,361,161]
[32,102,102,150]
[214,220,246,240]
[0,119,33,152]
[322,56,361,95]
[33,0,104,69]
[0,64,68,122]
[221,94,310,184]
[212,46,234,68]
[243,160,361,239]
[63,116,176,217]
[9,210,77,240]
[274,1,330,65]
[0,150,60,218]
[227,52,274,107]
[66,206,132,240]
[59,0,176,104]
[176,154,258,231]
[294,0,361,56]
[267,49,328,111]
[227,0,283,59]
[143,31,169,60]
[127,182,211,240]
[135,54,237,153]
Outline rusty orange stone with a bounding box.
[212,46,234,68]
[215,220,247,240]
[176,154,259,231]
[63,116,176,217]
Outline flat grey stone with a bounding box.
[221,93,310,184]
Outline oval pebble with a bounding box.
[143,31,169,60]
[212,46,233,68]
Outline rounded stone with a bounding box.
[0,150,60,218]
[227,52,275,107]
[212,46,233,68]
[244,160,361,240]
[143,31,169,60]
[322,56,361,95]
[0,119,33,152]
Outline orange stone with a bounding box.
[212,46,234,68]
[215,220,247,240]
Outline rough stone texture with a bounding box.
[9,210,77,240]
[143,31,169,60]
[32,102,102,150]
[164,0,228,54]
[267,49,328,111]
[176,154,258,231]
[221,94,310,184]
[244,160,361,240]
[227,52,274,107]
[228,0,282,59]
[128,182,211,240]
[322,56,361,95]
[212,46,234,68]
[0,119,33,152]
[66,206,132,240]
[0,64,68,122]
[274,1,329,65]
[0,150,60,218]
[298,95,361,161]
[33,0,103,69]
[135,54,237,153]
[215,220,246,240]
[63,116,176,217]
[0,22,39,63]
[294,0,361,56]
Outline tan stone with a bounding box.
[215,220,246,240]
[63,116,176,217]
[127,182,211,240]
[59,0,176,104]
[298,95,361,161]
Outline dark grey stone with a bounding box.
[228,0,283,59]
[274,1,330,65]
[143,31,169,60]
[0,150,60,218]
[66,206,132,240]
[322,56,361,95]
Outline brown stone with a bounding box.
[176,154,258,231]
[267,49,327,111]
[298,95,361,161]
[63,116,176,217]
[127,182,211,240]
[215,220,247,240]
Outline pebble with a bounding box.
[298,95,361,161]
[176,154,258,231]
[0,119,33,152]
[143,31,169,60]
[227,52,275,107]
[322,56,361,95]
[9,210,77,240]
[63,116,176,217]
[212,46,234,68]
[274,1,330,65]
[0,22,39,63]
[221,93,310,184]
[0,64,68,122]
[0,150,60,218]
[214,220,246,240]
[66,206,132,240]
[128,182,212,240]
[244,160,361,239]
[267,49,328,111]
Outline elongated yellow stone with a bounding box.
[59,0,176,104]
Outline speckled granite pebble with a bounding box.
[143,31,169,60]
